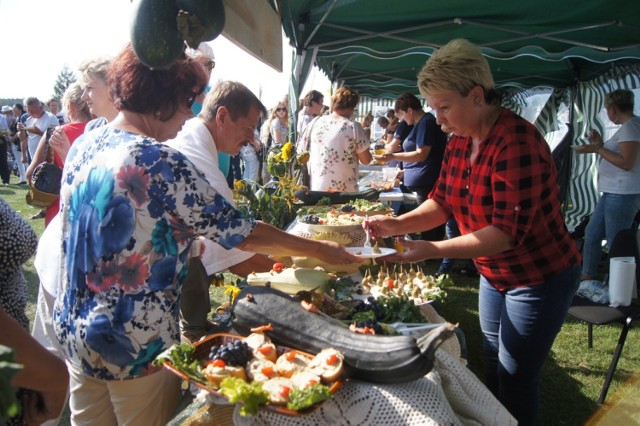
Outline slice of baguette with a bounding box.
[262,377,294,406]
[275,351,310,378]
[246,358,277,383]
[290,370,322,390]
[308,348,344,383]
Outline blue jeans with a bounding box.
[478,265,580,425]
[581,192,640,278]
[438,217,476,273]
[240,145,259,183]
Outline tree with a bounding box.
[52,65,77,101]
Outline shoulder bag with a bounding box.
[26,128,63,208]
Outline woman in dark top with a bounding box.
[375,92,448,240]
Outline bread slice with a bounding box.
[244,332,271,351]
[246,358,277,383]
[262,377,294,406]
[308,348,344,383]
[275,351,310,378]
[203,363,247,388]
[290,370,322,390]
[253,342,278,362]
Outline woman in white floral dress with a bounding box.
[297,86,372,192]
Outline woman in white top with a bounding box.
[575,89,640,280]
[297,86,372,192]
[297,90,324,136]
[267,98,289,148]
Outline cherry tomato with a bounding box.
[326,354,339,365]
[279,385,291,397]
[261,366,275,376]
[387,278,395,289]
[285,350,297,361]
[258,345,273,355]
[212,359,226,368]
[272,262,285,273]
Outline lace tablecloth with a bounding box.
[229,304,515,425]
[171,304,515,425]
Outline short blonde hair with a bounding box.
[78,56,112,84]
[418,39,495,101]
[331,86,360,110]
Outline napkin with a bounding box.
[608,257,636,307]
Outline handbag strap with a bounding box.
[44,127,55,164]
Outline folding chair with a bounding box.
[568,228,640,404]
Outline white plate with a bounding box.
[346,247,397,258]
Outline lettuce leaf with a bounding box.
[219,377,269,416]
[286,383,332,411]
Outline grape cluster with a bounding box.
[340,204,355,212]
[353,318,383,334]
[208,340,253,366]
[300,214,320,224]
[350,296,384,320]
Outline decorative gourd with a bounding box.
[130,0,185,69]
[176,0,225,48]
[231,286,456,384]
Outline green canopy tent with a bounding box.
[269,0,640,226]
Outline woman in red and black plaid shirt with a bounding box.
[367,39,581,425]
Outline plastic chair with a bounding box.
[568,228,640,404]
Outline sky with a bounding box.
[0,0,330,108]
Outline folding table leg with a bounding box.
[597,317,632,405]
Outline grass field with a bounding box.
[2,173,639,425]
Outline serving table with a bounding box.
[168,303,516,425]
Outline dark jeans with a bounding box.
[406,184,445,241]
[478,265,580,425]
[226,154,242,188]
[0,138,10,184]
[438,217,476,273]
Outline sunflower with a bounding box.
[281,142,294,161]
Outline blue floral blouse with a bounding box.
[52,126,255,381]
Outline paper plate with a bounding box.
[346,247,397,258]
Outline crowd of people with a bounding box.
[1,36,638,426]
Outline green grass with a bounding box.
[3,173,639,425]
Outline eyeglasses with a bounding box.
[276,107,287,112]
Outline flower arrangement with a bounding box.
[233,142,309,230]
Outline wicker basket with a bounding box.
[161,333,342,417]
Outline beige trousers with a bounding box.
[67,362,180,426]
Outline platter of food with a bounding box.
[298,209,366,232]
[345,246,397,258]
[157,333,344,416]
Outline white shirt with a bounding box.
[598,116,640,194]
[25,111,58,158]
[0,114,8,132]
[165,118,253,274]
